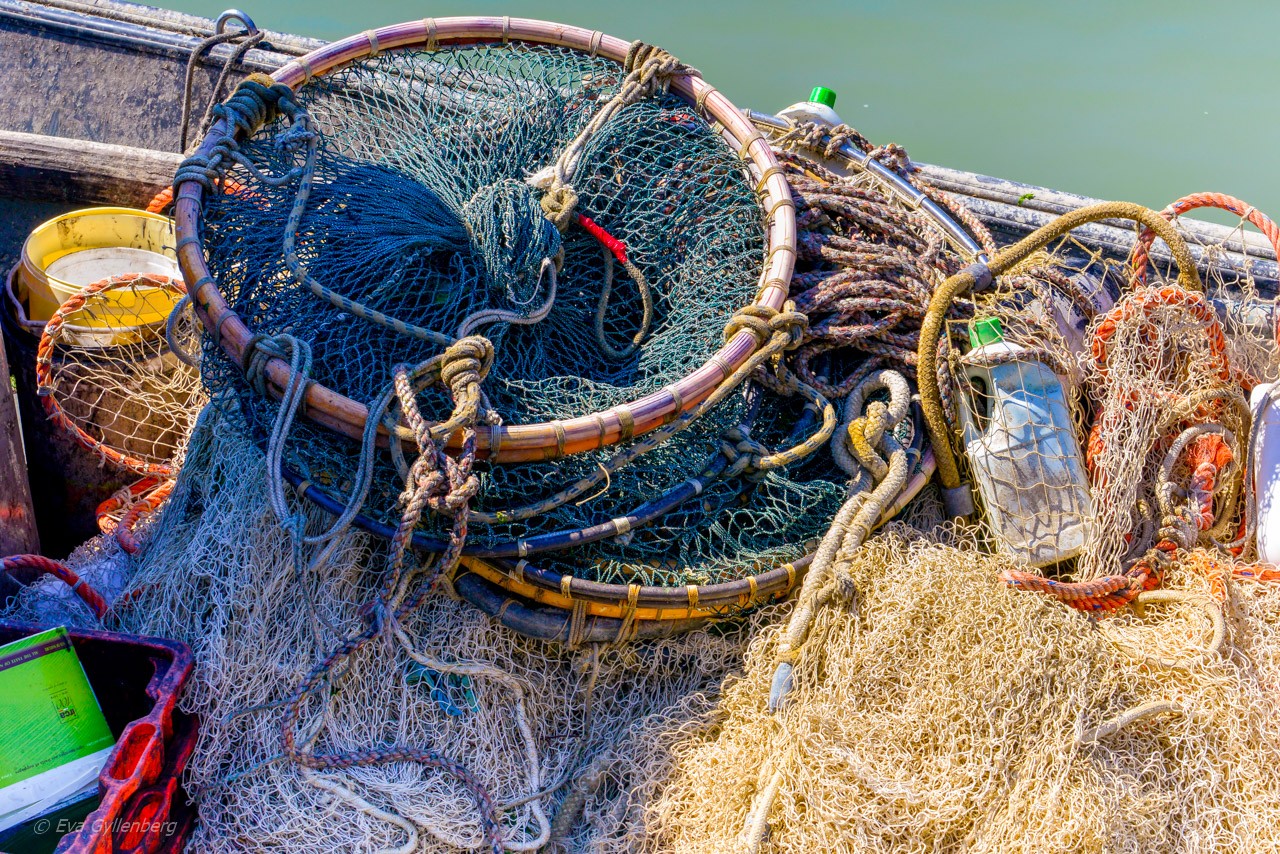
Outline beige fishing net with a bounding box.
[6,400,778,852]
[643,526,1280,854]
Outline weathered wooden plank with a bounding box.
[916,162,1278,264]
[0,323,39,556]
[0,129,181,207]
[0,0,296,152]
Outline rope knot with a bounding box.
[724,304,776,344]
[770,301,808,349]
[720,425,770,481]
[539,182,579,233]
[439,336,495,394]
[869,143,916,175]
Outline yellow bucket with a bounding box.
[20,207,183,330]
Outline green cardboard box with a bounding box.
[0,627,114,834]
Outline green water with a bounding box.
[166,0,1280,219]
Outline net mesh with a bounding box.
[638,526,1280,854]
[12,60,1280,849]
[4,402,782,852]
[35,274,204,476]
[197,111,975,590]
[201,44,764,421]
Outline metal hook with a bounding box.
[215,9,259,36]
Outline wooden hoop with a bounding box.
[174,17,796,463]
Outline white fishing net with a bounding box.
[5,400,776,853]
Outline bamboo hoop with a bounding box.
[458,554,808,620]
[173,17,796,463]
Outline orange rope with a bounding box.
[1131,192,1280,286]
[96,475,166,534]
[1,554,108,619]
[146,177,247,214]
[1086,285,1232,481]
[116,478,175,555]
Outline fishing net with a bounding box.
[175,22,798,463]
[175,59,989,609]
[33,272,204,549]
[947,195,1279,609]
[439,122,988,606]
[1,107,999,852]
[3,401,780,852]
[195,57,767,423]
[34,273,201,477]
[637,526,1280,854]
[619,198,1280,854]
[164,21,841,606]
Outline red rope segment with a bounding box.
[1,554,108,619]
[35,273,187,478]
[576,213,628,264]
[116,479,176,555]
[1131,192,1280,286]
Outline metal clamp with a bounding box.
[941,483,976,518]
[215,9,259,35]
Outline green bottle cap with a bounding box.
[969,317,1005,348]
[809,86,837,109]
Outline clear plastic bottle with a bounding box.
[777,86,843,127]
[958,317,1093,567]
[1252,382,1280,564]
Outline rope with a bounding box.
[179,27,266,151]
[916,202,1203,510]
[2,554,108,620]
[774,147,973,404]
[278,336,504,854]
[772,120,997,256]
[95,475,164,534]
[767,368,913,713]
[1131,192,1280,284]
[579,214,655,360]
[115,478,176,555]
[739,370,915,849]
[1078,700,1184,745]
[529,41,690,230]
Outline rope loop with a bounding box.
[724,304,774,344]
[725,300,806,348]
[439,335,496,395]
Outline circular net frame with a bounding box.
[195,41,768,430]
[205,128,983,594]
[35,274,205,478]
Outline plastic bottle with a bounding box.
[1252,382,1280,564]
[958,317,1093,567]
[777,86,843,127]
